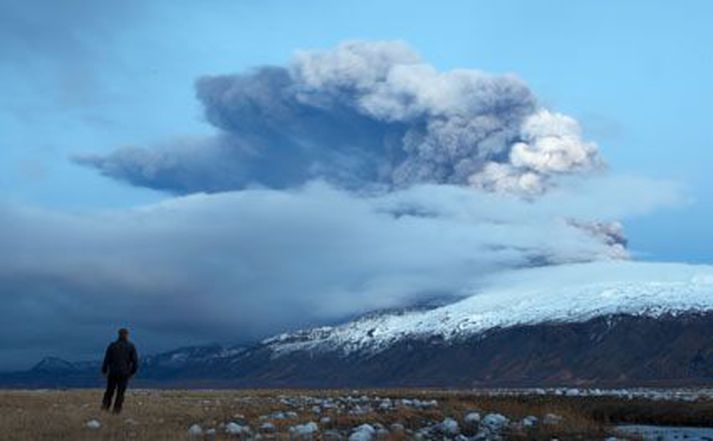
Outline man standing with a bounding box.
[101,328,139,414]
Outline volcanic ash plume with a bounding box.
[76,41,602,196]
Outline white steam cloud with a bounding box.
[0,177,681,365]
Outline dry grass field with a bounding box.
[1,388,712,440]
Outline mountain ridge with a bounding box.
[4,261,713,388]
[264,261,713,356]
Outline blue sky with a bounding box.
[1,0,712,368]
[2,0,711,261]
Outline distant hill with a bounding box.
[4,261,713,388]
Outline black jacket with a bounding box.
[101,339,139,377]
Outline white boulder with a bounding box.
[187,424,203,436]
[225,422,251,435]
[439,417,460,435]
[260,422,277,433]
[290,421,319,439]
[85,419,101,430]
[464,411,481,427]
[543,413,564,425]
[349,423,376,441]
[522,415,538,428]
[481,413,509,432]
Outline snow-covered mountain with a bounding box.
[5,261,713,388]
[265,261,713,356]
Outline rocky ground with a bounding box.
[2,388,713,440]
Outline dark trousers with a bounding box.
[102,374,129,413]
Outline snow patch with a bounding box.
[265,261,713,355]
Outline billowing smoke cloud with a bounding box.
[76,41,602,196]
[1,40,682,369]
[0,177,681,368]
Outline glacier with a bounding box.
[266,261,713,355]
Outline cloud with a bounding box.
[2,39,683,369]
[76,41,602,196]
[0,177,681,368]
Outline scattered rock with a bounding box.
[233,413,245,419]
[481,413,509,432]
[472,431,502,441]
[260,422,277,433]
[349,404,372,415]
[262,410,298,420]
[415,427,431,440]
[439,417,460,435]
[225,422,251,436]
[187,424,203,436]
[543,413,564,425]
[376,428,390,439]
[522,415,538,428]
[464,411,481,427]
[389,423,405,433]
[349,423,376,441]
[324,430,345,441]
[290,421,319,439]
[378,399,393,410]
[85,419,101,430]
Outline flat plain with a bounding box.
[2,388,713,440]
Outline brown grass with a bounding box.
[0,388,707,440]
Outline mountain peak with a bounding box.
[31,357,77,373]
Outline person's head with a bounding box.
[118,328,129,341]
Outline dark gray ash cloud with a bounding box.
[76,41,602,196]
[1,40,682,370]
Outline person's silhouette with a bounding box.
[101,328,139,414]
